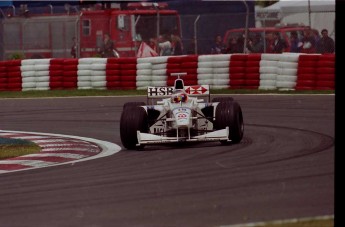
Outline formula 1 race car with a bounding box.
[120,73,244,150]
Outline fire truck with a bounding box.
[0,2,181,60]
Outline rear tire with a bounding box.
[120,106,149,150]
[214,101,244,144]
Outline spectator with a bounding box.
[158,34,172,56]
[316,29,335,54]
[70,37,77,58]
[226,37,237,53]
[247,34,264,53]
[99,33,115,57]
[171,33,183,55]
[211,35,226,54]
[300,29,316,53]
[271,32,287,53]
[148,38,157,53]
[289,31,301,53]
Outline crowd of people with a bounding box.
[71,28,334,58]
[215,28,335,55]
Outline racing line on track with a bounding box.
[0,130,122,174]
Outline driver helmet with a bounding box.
[171,89,188,103]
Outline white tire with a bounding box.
[152,63,167,70]
[91,64,106,70]
[152,69,167,75]
[152,80,167,86]
[77,70,92,76]
[136,81,151,87]
[214,73,229,80]
[21,71,35,77]
[78,64,91,70]
[20,65,35,71]
[197,73,213,80]
[78,81,92,87]
[36,76,49,82]
[136,63,152,70]
[279,53,300,62]
[197,68,213,74]
[91,71,106,77]
[211,85,229,89]
[277,61,298,69]
[276,81,296,88]
[212,61,229,68]
[34,64,49,71]
[34,71,49,77]
[91,81,107,87]
[211,54,231,61]
[136,69,152,75]
[260,73,276,80]
[198,62,213,68]
[22,77,35,83]
[198,55,214,62]
[36,82,49,88]
[276,75,297,82]
[260,80,276,86]
[136,75,152,81]
[78,75,91,81]
[260,66,277,74]
[279,68,297,76]
[260,60,279,67]
[91,75,106,82]
[198,79,213,84]
[261,54,281,61]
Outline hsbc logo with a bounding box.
[147,87,174,97]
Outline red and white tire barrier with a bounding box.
[0,53,335,91]
[0,130,121,174]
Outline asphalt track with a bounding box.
[0,94,334,227]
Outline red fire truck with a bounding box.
[0,2,181,60]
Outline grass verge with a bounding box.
[0,138,41,160]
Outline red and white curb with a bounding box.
[0,130,121,174]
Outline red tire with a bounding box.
[106,64,120,70]
[230,54,248,61]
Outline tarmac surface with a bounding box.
[0,94,334,227]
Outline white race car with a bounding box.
[120,73,244,150]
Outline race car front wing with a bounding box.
[137,127,230,146]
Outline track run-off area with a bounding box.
[0,94,334,226]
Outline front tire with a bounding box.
[120,106,149,150]
[214,101,244,144]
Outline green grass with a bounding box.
[0,88,334,98]
[0,138,41,160]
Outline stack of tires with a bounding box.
[63,59,78,89]
[244,54,261,89]
[197,55,213,87]
[6,60,22,91]
[119,57,137,90]
[316,54,335,90]
[49,59,64,90]
[229,54,247,89]
[0,61,7,91]
[167,55,198,86]
[20,59,37,91]
[166,56,183,86]
[90,58,107,89]
[259,54,279,90]
[21,59,51,91]
[136,58,153,90]
[77,58,93,89]
[295,54,320,90]
[276,53,299,90]
[151,56,169,87]
[106,58,121,90]
[211,54,231,89]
